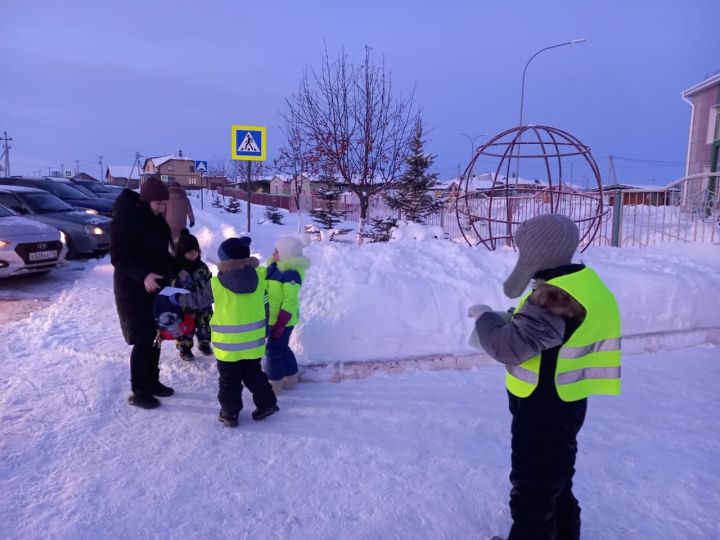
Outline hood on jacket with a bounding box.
[217,257,260,294]
[277,255,311,272]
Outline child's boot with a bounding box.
[270,379,284,394]
[178,346,194,362]
[198,341,213,356]
[284,373,298,390]
[218,409,239,428]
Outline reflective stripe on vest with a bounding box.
[210,273,267,362]
[505,267,621,401]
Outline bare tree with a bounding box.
[275,110,320,232]
[286,45,417,243]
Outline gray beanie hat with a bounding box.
[503,214,580,298]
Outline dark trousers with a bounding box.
[216,359,277,416]
[130,341,161,394]
[507,390,587,540]
[176,310,212,353]
[265,326,298,381]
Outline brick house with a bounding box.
[106,165,140,189]
[682,73,720,206]
[142,152,201,188]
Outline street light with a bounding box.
[518,38,586,128]
[461,133,489,158]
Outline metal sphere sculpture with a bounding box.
[454,125,606,251]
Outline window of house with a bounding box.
[168,165,174,172]
[714,109,720,142]
[189,165,195,173]
[189,177,197,185]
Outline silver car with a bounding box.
[0,185,111,259]
[0,204,67,277]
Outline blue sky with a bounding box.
[1,0,717,185]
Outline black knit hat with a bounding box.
[175,228,200,258]
[217,236,251,260]
[139,177,170,202]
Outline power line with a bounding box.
[612,155,685,165]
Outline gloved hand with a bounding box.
[467,304,492,319]
[271,309,292,339]
[168,294,181,307]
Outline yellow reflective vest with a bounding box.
[209,272,267,362]
[505,267,621,401]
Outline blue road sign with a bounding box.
[231,125,267,161]
[195,160,208,173]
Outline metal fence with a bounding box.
[214,173,720,248]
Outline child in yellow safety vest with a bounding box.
[265,235,311,394]
[172,236,278,427]
[468,214,621,540]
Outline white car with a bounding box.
[0,203,67,277]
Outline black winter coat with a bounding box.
[111,189,179,345]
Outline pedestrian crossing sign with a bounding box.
[231,124,267,161]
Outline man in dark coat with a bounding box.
[111,178,181,409]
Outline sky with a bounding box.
[1,0,717,185]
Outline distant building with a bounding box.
[142,152,201,187]
[682,73,720,209]
[75,172,99,182]
[106,165,140,189]
[683,72,720,177]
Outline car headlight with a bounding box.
[84,225,105,235]
[0,240,9,249]
[85,209,99,215]
[59,231,67,244]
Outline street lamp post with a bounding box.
[518,38,586,128]
[461,132,489,158]
[515,39,586,184]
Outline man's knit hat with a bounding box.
[503,214,580,298]
[217,236,251,261]
[139,177,170,202]
[175,228,200,258]
[274,235,304,260]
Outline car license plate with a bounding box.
[29,250,58,261]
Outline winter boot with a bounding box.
[284,373,298,390]
[179,348,195,362]
[198,342,213,356]
[151,382,175,397]
[269,379,284,394]
[218,409,239,428]
[252,404,279,421]
[128,392,160,409]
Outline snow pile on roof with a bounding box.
[147,154,195,167]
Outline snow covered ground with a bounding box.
[1,193,719,539]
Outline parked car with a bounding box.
[0,203,67,277]
[70,178,120,201]
[0,185,111,259]
[0,177,114,217]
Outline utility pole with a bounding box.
[128,152,142,188]
[46,167,52,176]
[74,160,80,176]
[98,155,104,182]
[608,155,618,184]
[1,131,12,177]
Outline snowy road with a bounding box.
[1,343,718,539]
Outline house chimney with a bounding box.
[178,149,183,157]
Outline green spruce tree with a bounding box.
[309,175,348,233]
[384,119,443,223]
